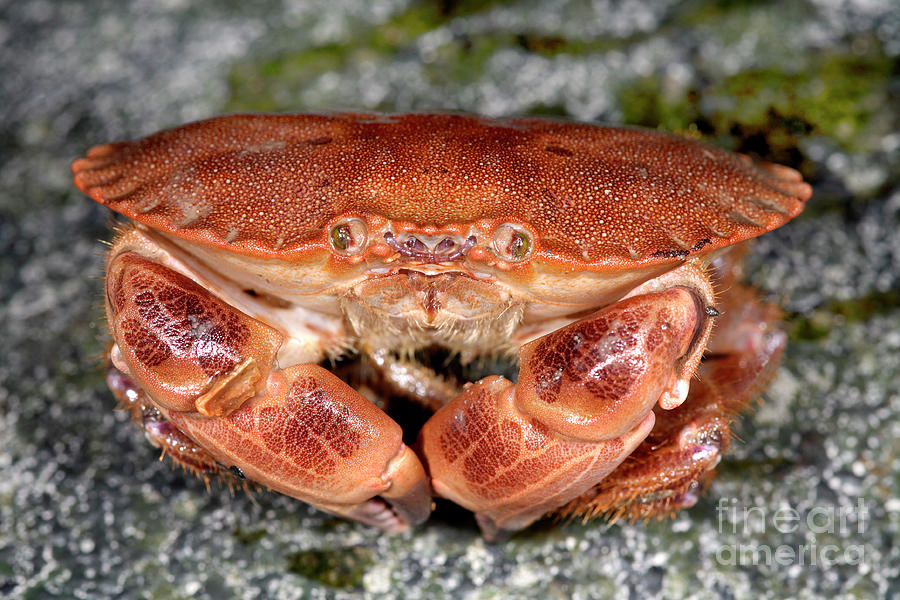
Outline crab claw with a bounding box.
[419,288,700,539]
[106,250,431,531]
[515,288,701,441]
[167,365,432,531]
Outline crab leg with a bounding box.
[418,288,702,540]
[105,250,431,531]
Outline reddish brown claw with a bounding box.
[104,242,431,531]
[168,364,431,530]
[419,288,703,539]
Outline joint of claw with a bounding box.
[194,356,260,417]
[380,442,411,485]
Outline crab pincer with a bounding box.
[419,287,702,540]
[105,250,431,530]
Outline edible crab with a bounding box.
[72,113,811,540]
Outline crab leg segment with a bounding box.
[167,365,431,532]
[106,251,431,531]
[105,251,284,416]
[419,288,701,540]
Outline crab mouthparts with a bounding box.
[397,269,461,322]
[384,232,476,263]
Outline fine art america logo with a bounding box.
[715,498,869,567]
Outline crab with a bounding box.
[72,113,811,540]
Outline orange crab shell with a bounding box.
[71,113,812,271]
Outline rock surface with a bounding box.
[1,1,898,598]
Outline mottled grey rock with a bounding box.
[1,1,898,598]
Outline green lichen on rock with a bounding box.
[790,290,900,342]
[715,53,893,148]
[286,545,374,589]
[228,44,349,112]
[232,526,267,545]
[620,50,893,153]
[617,74,698,133]
[227,4,437,111]
[227,1,517,112]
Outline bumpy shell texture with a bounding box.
[72,113,811,268]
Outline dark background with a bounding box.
[1,1,898,598]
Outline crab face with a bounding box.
[73,113,811,539]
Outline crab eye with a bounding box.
[492,223,533,262]
[329,218,368,255]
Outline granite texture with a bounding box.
[1,1,898,598]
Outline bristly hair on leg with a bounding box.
[104,363,255,495]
